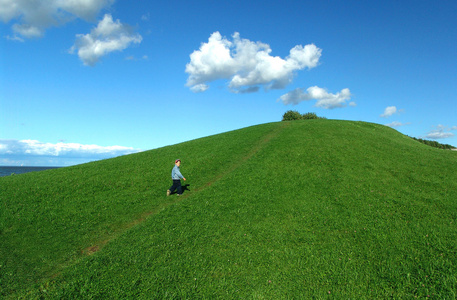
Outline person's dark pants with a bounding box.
[169,179,182,195]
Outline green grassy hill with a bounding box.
[1,120,457,298]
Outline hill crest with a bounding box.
[2,120,457,298]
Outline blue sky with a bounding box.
[1,0,456,166]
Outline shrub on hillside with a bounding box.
[410,136,456,150]
[282,110,326,121]
[302,112,319,120]
[282,110,302,121]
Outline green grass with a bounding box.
[1,120,457,298]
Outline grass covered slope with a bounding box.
[1,120,457,298]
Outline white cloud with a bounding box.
[386,121,410,127]
[425,125,456,140]
[5,34,24,42]
[0,139,141,166]
[56,0,114,20]
[70,14,142,66]
[0,0,19,22]
[12,23,43,38]
[380,106,403,118]
[185,32,322,93]
[426,132,454,139]
[0,0,114,39]
[278,86,353,109]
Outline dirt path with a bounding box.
[79,123,289,258]
[46,122,290,282]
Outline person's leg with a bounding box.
[169,180,180,194]
[177,180,183,195]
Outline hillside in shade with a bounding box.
[1,120,457,298]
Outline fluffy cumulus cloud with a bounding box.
[425,125,457,140]
[278,86,353,109]
[0,139,141,166]
[0,0,114,39]
[380,106,401,118]
[185,32,322,93]
[70,14,142,66]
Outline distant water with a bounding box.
[0,166,61,177]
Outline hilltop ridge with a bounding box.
[2,120,457,298]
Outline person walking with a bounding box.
[167,159,186,196]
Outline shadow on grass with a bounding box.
[169,184,190,196]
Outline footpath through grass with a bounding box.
[1,120,457,298]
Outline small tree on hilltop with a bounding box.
[302,112,318,120]
[282,110,302,121]
[282,111,326,121]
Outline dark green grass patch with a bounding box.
[1,120,457,298]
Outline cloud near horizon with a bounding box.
[0,139,141,166]
[70,14,142,66]
[185,32,322,93]
[425,125,457,140]
[0,0,114,39]
[278,86,354,109]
